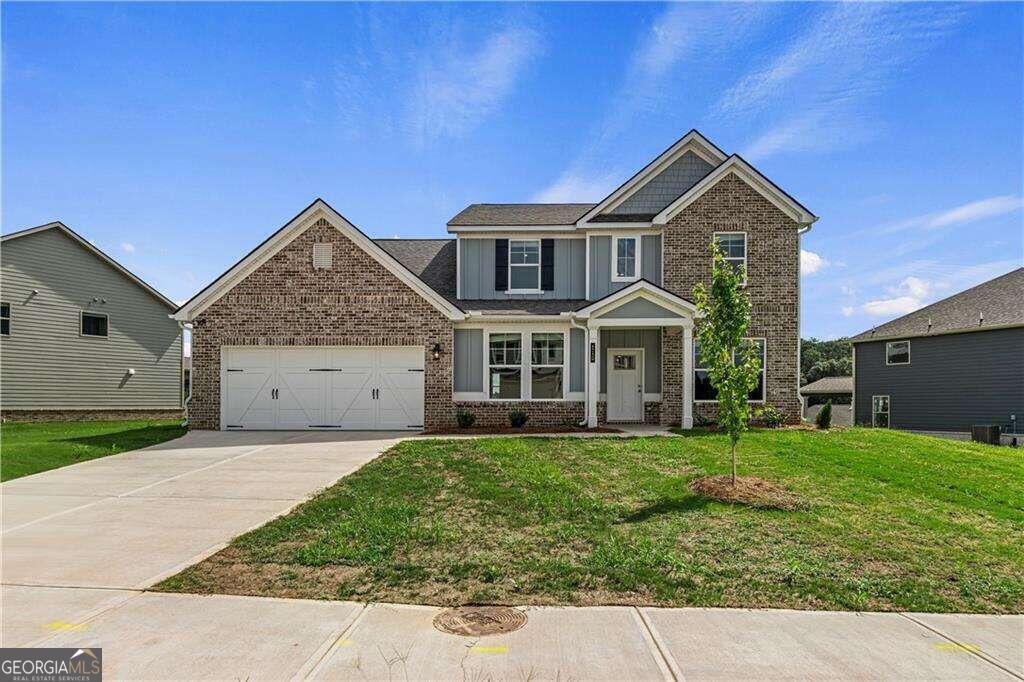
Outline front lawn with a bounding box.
[1,419,186,481]
[158,428,1023,613]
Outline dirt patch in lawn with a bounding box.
[690,475,803,510]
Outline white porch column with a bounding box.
[587,325,599,428]
[682,323,694,429]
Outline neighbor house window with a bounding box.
[885,341,910,365]
[694,338,766,402]
[530,333,564,399]
[612,236,639,282]
[713,232,747,283]
[872,395,890,427]
[0,302,9,336]
[81,311,108,337]
[509,240,540,292]
[489,333,522,399]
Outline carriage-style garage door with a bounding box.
[221,346,424,430]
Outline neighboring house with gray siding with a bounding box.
[175,130,817,431]
[1,222,183,420]
[851,268,1024,437]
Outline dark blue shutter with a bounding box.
[541,239,555,291]
[494,239,508,291]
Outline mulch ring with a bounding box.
[425,426,622,435]
[690,475,804,510]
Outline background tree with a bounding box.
[693,245,762,484]
[800,337,852,385]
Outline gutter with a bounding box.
[173,318,193,427]
[569,316,591,427]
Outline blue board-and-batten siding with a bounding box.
[588,235,661,300]
[853,327,1024,431]
[460,238,586,299]
[453,327,586,394]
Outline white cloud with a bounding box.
[882,195,1024,233]
[841,306,855,318]
[120,242,135,254]
[800,249,828,275]
[407,21,542,146]
[718,4,961,161]
[531,170,621,203]
[861,276,932,317]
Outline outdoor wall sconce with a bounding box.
[431,343,443,360]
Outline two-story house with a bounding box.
[174,130,816,431]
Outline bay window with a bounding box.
[489,333,522,399]
[530,333,564,399]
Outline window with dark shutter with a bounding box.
[494,239,509,291]
[541,239,554,291]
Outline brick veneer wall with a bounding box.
[189,217,456,430]
[663,173,802,423]
[450,401,585,430]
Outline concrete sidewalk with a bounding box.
[5,589,1021,680]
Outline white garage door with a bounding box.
[222,347,425,430]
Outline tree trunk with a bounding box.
[731,440,737,485]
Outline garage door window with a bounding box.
[489,333,522,399]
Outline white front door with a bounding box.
[607,349,643,422]
[221,346,424,430]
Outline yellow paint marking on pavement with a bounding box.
[932,642,980,653]
[470,645,508,654]
[336,639,354,646]
[46,621,86,631]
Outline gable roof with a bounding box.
[850,268,1024,343]
[448,204,593,228]
[374,239,457,302]
[800,376,853,395]
[1,221,177,310]
[173,199,465,321]
[652,155,817,227]
[577,130,728,225]
[574,279,698,319]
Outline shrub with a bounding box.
[755,404,786,428]
[509,410,529,428]
[816,401,833,430]
[456,410,476,429]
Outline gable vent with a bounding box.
[312,243,333,269]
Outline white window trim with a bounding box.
[508,238,542,294]
[885,341,910,366]
[713,231,747,286]
[80,310,109,339]
[529,332,567,401]
[611,235,641,283]
[693,336,766,403]
[0,301,9,336]
[478,327,571,401]
[872,394,890,427]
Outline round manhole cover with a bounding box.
[433,606,527,636]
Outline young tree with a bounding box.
[693,244,762,484]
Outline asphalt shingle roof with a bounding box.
[374,239,457,301]
[850,268,1024,342]
[799,376,853,395]
[447,204,595,227]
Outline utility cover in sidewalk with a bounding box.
[433,606,527,636]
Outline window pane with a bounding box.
[490,368,521,399]
[715,234,745,258]
[0,319,8,336]
[82,313,108,337]
[510,265,539,290]
[886,342,909,364]
[489,334,521,365]
[872,395,889,413]
[531,367,562,399]
[874,412,889,427]
[0,302,9,317]
[749,375,765,401]
[695,370,717,400]
[510,241,539,265]
[613,354,635,370]
[615,238,636,277]
[531,333,563,365]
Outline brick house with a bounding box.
[174,130,817,431]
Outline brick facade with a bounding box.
[450,401,585,430]
[662,172,802,423]
[188,217,456,430]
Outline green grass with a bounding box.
[157,428,1024,613]
[1,419,186,481]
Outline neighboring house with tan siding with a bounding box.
[174,130,817,431]
[1,222,183,421]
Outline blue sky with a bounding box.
[3,2,1022,341]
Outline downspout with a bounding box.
[570,316,590,427]
[175,319,192,427]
